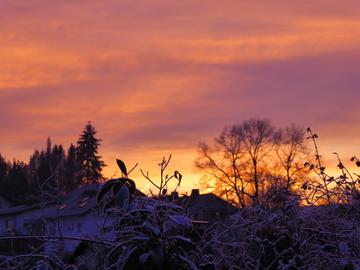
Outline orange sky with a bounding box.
[1,1,360,192]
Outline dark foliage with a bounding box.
[76,122,106,185]
[0,122,106,204]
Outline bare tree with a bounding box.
[196,126,250,207]
[236,119,275,204]
[196,119,275,206]
[274,124,310,192]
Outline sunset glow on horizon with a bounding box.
[1,0,360,192]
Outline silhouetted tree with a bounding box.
[8,160,28,195]
[236,119,275,204]
[37,150,52,189]
[76,122,105,185]
[0,123,107,203]
[196,119,303,206]
[46,137,52,158]
[27,139,65,194]
[0,154,10,197]
[0,155,30,203]
[28,149,40,191]
[62,143,79,192]
[196,126,249,207]
[50,144,65,188]
[0,154,8,180]
[273,124,309,192]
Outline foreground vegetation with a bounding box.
[0,154,359,270]
[0,188,358,269]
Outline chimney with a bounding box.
[171,191,179,200]
[190,189,200,198]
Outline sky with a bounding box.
[1,0,360,192]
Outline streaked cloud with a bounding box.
[1,0,360,190]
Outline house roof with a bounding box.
[0,182,145,219]
[0,184,236,223]
[0,184,99,218]
[50,188,95,218]
[187,193,237,211]
[55,183,145,218]
[0,201,56,216]
[162,189,238,222]
[177,190,238,223]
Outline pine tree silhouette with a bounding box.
[76,122,105,185]
[63,143,79,192]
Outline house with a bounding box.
[0,185,237,255]
[166,189,238,228]
[183,189,238,223]
[0,183,143,254]
[0,202,56,236]
[0,200,58,255]
[0,185,104,253]
[40,184,115,252]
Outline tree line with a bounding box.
[1,118,358,207]
[0,122,105,204]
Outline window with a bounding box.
[23,219,35,234]
[5,219,14,231]
[58,204,67,210]
[79,201,88,208]
[79,196,89,208]
[80,196,90,203]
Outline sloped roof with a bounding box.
[0,184,234,222]
[0,183,146,219]
[55,183,145,218]
[187,193,236,210]
[182,192,238,222]
[46,184,100,218]
[0,184,99,218]
[0,201,56,216]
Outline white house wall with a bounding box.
[44,211,116,252]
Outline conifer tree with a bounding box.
[0,154,8,179]
[0,154,9,195]
[28,149,40,191]
[63,143,79,191]
[9,160,28,194]
[76,122,105,184]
